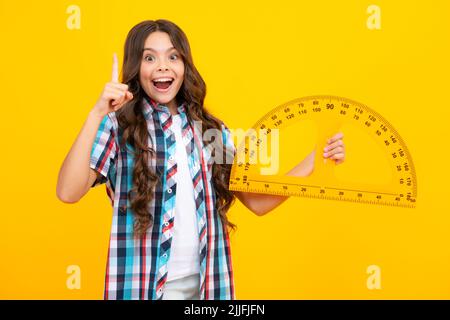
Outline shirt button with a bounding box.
[169,156,174,161]
[167,188,172,194]
[164,222,169,226]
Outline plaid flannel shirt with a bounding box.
[89,96,236,300]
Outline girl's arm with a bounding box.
[233,133,345,216]
[57,54,133,203]
[56,109,107,203]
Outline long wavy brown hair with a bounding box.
[116,19,236,238]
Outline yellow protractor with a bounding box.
[229,95,417,208]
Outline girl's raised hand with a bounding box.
[92,53,134,117]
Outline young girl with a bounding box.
[56,19,345,300]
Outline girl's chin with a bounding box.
[147,94,173,105]
[151,96,171,103]
[145,87,177,105]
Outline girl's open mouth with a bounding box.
[152,78,174,92]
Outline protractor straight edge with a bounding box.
[229,95,417,208]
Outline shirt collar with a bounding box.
[142,95,187,119]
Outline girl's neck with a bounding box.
[169,107,179,116]
[167,99,179,115]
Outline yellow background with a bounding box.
[1,0,449,299]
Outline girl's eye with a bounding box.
[143,54,179,62]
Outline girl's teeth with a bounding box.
[154,78,173,82]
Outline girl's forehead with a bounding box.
[144,31,173,48]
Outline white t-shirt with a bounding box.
[166,113,200,282]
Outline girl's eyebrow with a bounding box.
[143,46,176,53]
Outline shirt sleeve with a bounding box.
[89,114,117,188]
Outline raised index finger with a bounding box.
[111,53,119,83]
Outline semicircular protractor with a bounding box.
[229,95,417,208]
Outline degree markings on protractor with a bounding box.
[229,95,417,208]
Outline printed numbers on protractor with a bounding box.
[229,95,417,208]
